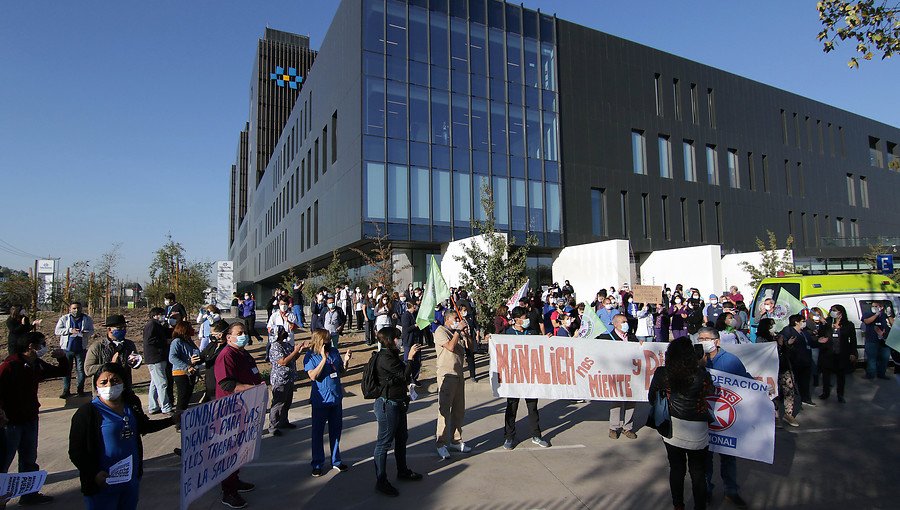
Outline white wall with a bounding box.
[640,245,723,298]
[551,240,630,303]
[721,250,794,304]
[440,234,507,289]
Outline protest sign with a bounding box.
[632,285,663,304]
[0,471,47,499]
[489,335,778,402]
[707,369,776,464]
[180,384,268,510]
[105,456,133,485]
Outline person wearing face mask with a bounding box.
[55,301,95,399]
[162,293,187,329]
[85,315,140,389]
[68,362,178,510]
[501,308,550,450]
[214,323,264,508]
[782,313,815,409]
[714,312,749,345]
[375,295,393,332]
[268,322,309,436]
[142,307,172,415]
[669,297,690,339]
[598,297,617,332]
[757,318,800,428]
[267,296,299,350]
[303,329,352,477]
[458,303,479,381]
[238,292,263,345]
[399,301,423,389]
[0,332,69,506]
[199,320,230,404]
[599,315,639,439]
[697,327,751,509]
[756,297,776,322]
[309,289,328,331]
[704,294,724,327]
[861,300,893,380]
[320,295,346,350]
[655,301,672,342]
[817,304,857,403]
[291,282,306,330]
[195,305,222,351]
[168,321,203,414]
[353,287,365,332]
[5,304,41,357]
[433,311,472,460]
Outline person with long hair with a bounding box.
[199,320,230,403]
[817,304,857,403]
[757,318,800,427]
[493,305,510,334]
[649,337,716,510]
[69,362,178,509]
[303,329,352,477]
[714,312,749,345]
[372,327,423,496]
[168,321,201,412]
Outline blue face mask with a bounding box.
[235,334,250,348]
[111,329,127,341]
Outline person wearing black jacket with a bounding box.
[372,327,423,497]
[69,362,177,509]
[600,314,640,439]
[199,320,230,403]
[818,304,858,403]
[648,337,716,510]
[5,305,40,356]
[142,307,172,415]
[399,301,422,386]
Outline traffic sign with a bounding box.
[876,254,894,275]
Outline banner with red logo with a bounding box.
[707,369,776,464]
[489,335,778,402]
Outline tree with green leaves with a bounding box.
[739,231,795,289]
[352,222,410,295]
[145,234,213,312]
[313,250,349,294]
[817,0,900,68]
[453,182,535,333]
[864,242,900,284]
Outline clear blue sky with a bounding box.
[1,1,897,283]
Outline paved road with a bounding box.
[20,336,900,510]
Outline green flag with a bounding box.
[576,302,608,338]
[416,256,451,330]
[886,320,900,353]
[772,289,804,332]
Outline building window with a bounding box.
[727,149,739,188]
[620,191,628,236]
[306,207,311,248]
[828,123,835,157]
[846,173,856,206]
[306,150,312,191]
[433,170,451,225]
[683,139,697,182]
[314,200,319,246]
[817,120,824,154]
[690,83,698,124]
[314,139,319,183]
[493,176,510,228]
[801,212,808,247]
[781,109,788,145]
[705,144,719,185]
[529,180,544,231]
[388,164,409,221]
[850,219,859,240]
[860,176,869,208]
[869,136,884,167]
[632,129,647,175]
[591,188,605,237]
[784,160,792,196]
[806,116,813,151]
[546,183,561,233]
[300,212,305,252]
[641,193,650,239]
[887,141,898,168]
[680,197,689,241]
[672,78,681,120]
[661,195,670,240]
[813,214,820,247]
[747,152,755,191]
[788,210,794,236]
[697,200,705,243]
[331,111,338,163]
[835,217,845,238]
[762,154,770,192]
[322,127,328,174]
[793,113,801,149]
[715,202,723,244]
[453,172,471,224]
[654,73,663,116]
[706,88,716,128]
[364,162,386,220]
[658,135,672,178]
[410,167,430,224]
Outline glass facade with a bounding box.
[361,0,561,246]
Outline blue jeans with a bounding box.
[330,333,340,350]
[373,397,409,481]
[293,305,304,327]
[865,342,891,377]
[310,404,343,469]
[63,350,86,394]
[0,419,39,473]
[705,451,739,496]
[84,477,140,510]
[147,362,172,413]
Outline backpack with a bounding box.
[361,351,384,399]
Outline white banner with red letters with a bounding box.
[489,335,778,402]
[707,369,776,464]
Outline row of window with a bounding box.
[868,136,900,169]
[789,212,860,246]
[362,161,561,233]
[846,173,870,208]
[653,73,715,128]
[633,130,811,197]
[780,109,845,158]
[590,189,723,244]
[260,200,321,274]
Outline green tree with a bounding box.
[817,0,900,68]
[352,222,410,295]
[0,270,35,312]
[453,183,535,333]
[312,250,349,294]
[145,234,213,312]
[739,231,796,289]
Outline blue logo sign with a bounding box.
[709,433,737,449]
[877,254,894,275]
[270,66,303,89]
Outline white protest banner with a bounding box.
[180,384,268,510]
[489,335,778,402]
[0,471,47,499]
[707,369,776,464]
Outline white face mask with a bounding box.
[619,323,629,333]
[710,300,718,305]
[164,299,171,306]
[764,304,773,311]
[521,318,531,329]
[700,340,716,354]
[279,305,289,312]
[97,383,124,401]
[35,345,48,357]
[210,314,221,322]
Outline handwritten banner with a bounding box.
[180,384,268,510]
[489,335,778,402]
[707,369,775,464]
[0,471,46,499]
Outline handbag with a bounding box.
[646,380,673,438]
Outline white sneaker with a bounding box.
[436,446,450,460]
[408,384,419,401]
[452,442,472,453]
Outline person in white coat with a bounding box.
[54,302,94,398]
[195,305,221,351]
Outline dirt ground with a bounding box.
[1,309,390,403]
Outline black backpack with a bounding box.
[361,351,384,399]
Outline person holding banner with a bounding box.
[69,362,178,510]
[649,337,716,510]
[502,307,550,450]
[600,315,640,439]
[698,327,749,509]
[303,329,352,477]
[757,318,800,427]
[817,304,857,403]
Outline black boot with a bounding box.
[375,478,399,496]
